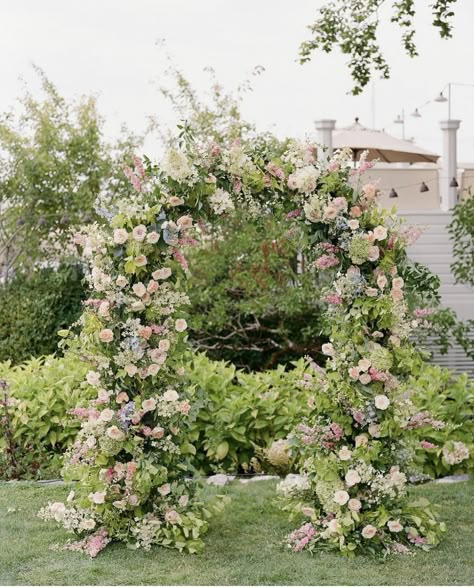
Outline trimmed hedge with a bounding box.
[0,264,86,363]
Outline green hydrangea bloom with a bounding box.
[348,235,370,265]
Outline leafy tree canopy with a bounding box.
[299,0,457,95]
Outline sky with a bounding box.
[2,0,474,161]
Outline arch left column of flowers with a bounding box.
[39,144,237,556]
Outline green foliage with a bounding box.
[0,67,138,277]
[153,65,265,145]
[187,213,326,371]
[187,353,310,474]
[449,193,474,287]
[299,0,457,95]
[1,351,472,482]
[409,364,474,478]
[0,264,86,364]
[0,355,93,479]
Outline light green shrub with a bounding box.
[409,364,474,478]
[0,354,94,479]
[186,352,310,473]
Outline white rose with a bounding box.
[146,231,160,244]
[348,498,362,512]
[132,282,147,298]
[338,447,352,461]
[361,524,377,539]
[86,371,101,387]
[100,409,114,422]
[348,219,359,230]
[116,275,128,288]
[368,423,381,438]
[142,398,157,412]
[83,519,96,530]
[159,483,171,496]
[159,339,170,352]
[345,469,361,487]
[359,373,372,385]
[175,319,188,332]
[387,519,403,533]
[89,491,105,505]
[132,224,147,242]
[376,275,387,289]
[374,394,390,410]
[358,358,371,372]
[107,426,125,441]
[113,228,128,245]
[355,434,368,448]
[333,490,350,506]
[322,343,335,357]
[392,277,404,289]
[373,225,388,241]
[367,246,380,262]
[152,268,172,280]
[163,389,179,402]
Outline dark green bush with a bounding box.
[187,213,326,371]
[0,264,86,363]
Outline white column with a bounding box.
[439,119,461,211]
[315,119,336,158]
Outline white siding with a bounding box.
[401,210,474,375]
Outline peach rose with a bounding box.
[361,524,377,539]
[99,329,114,343]
[175,319,188,332]
[135,255,147,267]
[152,268,172,280]
[133,282,147,298]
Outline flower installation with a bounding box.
[40,130,445,557]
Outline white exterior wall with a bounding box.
[401,210,474,374]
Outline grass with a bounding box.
[0,479,473,586]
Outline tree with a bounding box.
[150,64,265,145]
[299,0,457,95]
[0,67,139,279]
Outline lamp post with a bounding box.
[393,109,405,139]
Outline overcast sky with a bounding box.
[2,0,474,161]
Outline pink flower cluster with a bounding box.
[420,440,438,449]
[314,254,339,270]
[172,247,189,272]
[413,308,434,318]
[287,523,316,552]
[266,161,285,180]
[297,421,343,450]
[64,528,110,558]
[404,411,445,430]
[124,158,145,193]
[319,242,339,254]
[324,293,343,305]
[286,208,302,219]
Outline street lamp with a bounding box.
[393,110,405,139]
[434,83,474,120]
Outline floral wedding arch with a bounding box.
[40,130,445,557]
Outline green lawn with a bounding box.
[0,479,473,586]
